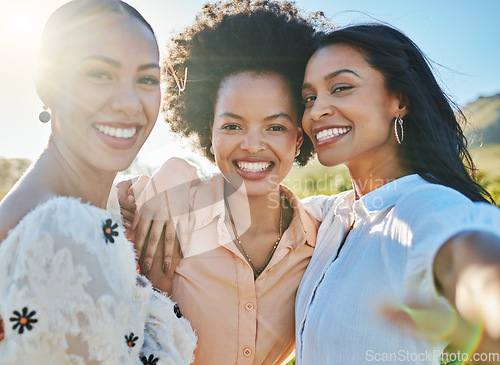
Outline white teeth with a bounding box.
[236,161,272,172]
[95,124,137,139]
[315,127,351,142]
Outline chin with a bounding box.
[97,157,135,174]
[318,155,341,168]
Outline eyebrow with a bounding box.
[81,56,159,70]
[302,69,361,90]
[217,112,244,120]
[264,113,293,122]
[217,112,293,122]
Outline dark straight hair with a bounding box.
[314,24,493,203]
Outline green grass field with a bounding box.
[283,144,500,205]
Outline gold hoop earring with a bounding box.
[394,116,404,144]
[209,145,214,155]
[295,147,301,157]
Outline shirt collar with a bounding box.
[192,174,317,249]
[336,174,425,219]
[280,184,317,250]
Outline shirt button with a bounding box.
[245,303,254,311]
[243,348,252,357]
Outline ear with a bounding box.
[35,75,53,108]
[396,93,409,118]
[296,127,304,149]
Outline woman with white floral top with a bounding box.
[0,1,195,364]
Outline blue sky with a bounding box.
[0,0,499,161]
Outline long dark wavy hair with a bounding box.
[315,24,493,203]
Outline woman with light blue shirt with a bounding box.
[296,24,500,364]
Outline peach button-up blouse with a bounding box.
[170,174,317,365]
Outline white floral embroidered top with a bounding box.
[0,197,196,365]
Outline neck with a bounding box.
[225,183,283,235]
[35,137,116,208]
[347,144,411,199]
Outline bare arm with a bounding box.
[434,231,500,360]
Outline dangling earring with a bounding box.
[209,145,214,155]
[39,105,51,123]
[295,147,301,157]
[394,116,404,144]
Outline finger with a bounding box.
[134,218,152,264]
[117,180,136,213]
[175,207,195,250]
[142,220,165,275]
[132,208,142,231]
[163,220,177,274]
[130,175,150,200]
[116,179,133,197]
[121,209,135,225]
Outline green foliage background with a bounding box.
[282,145,500,205]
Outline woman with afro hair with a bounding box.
[118,1,330,364]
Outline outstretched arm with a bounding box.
[434,231,500,358]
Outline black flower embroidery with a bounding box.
[173,303,183,319]
[10,307,38,334]
[141,354,159,365]
[102,218,119,244]
[125,332,139,347]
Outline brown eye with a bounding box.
[268,125,286,132]
[221,124,241,130]
[86,71,112,81]
[302,95,316,107]
[331,85,353,94]
[139,76,159,86]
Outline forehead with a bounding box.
[305,44,369,77]
[217,72,294,104]
[59,13,158,63]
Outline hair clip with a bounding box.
[166,61,188,94]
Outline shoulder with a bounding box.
[0,196,137,293]
[22,196,111,233]
[301,190,351,221]
[0,189,57,243]
[2,196,124,254]
[394,180,472,219]
[391,179,500,243]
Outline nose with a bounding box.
[240,130,265,153]
[309,94,334,122]
[111,83,143,117]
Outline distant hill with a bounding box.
[462,93,500,147]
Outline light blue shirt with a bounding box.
[297,175,500,364]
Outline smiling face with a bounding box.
[211,72,303,197]
[301,44,405,174]
[46,12,160,173]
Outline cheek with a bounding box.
[301,114,314,139]
[279,133,300,159]
[210,132,233,158]
[144,92,161,122]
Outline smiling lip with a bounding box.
[312,125,352,147]
[93,122,142,150]
[233,160,274,180]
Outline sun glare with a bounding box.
[10,13,34,35]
